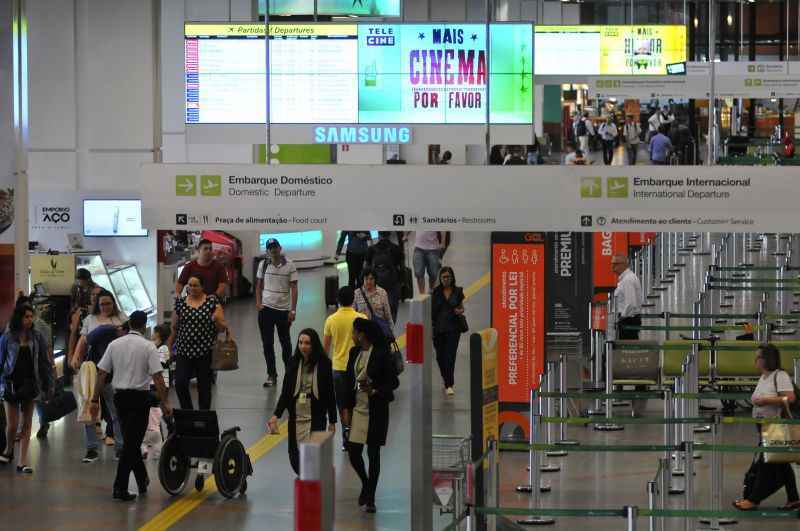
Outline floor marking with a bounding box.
[140,271,491,530]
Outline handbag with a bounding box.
[761,401,800,464]
[360,289,395,340]
[39,383,78,423]
[390,341,404,375]
[211,331,239,371]
[456,314,469,334]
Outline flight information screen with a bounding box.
[184,23,534,125]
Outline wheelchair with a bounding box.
[158,409,253,498]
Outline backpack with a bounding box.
[371,246,397,289]
[576,119,587,137]
[773,370,800,417]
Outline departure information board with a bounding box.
[185,23,534,125]
[534,25,686,76]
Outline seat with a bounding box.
[662,340,711,384]
[715,341,759,386]
[611,340,660,387]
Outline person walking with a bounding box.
[268,329,337,475]
[354,268,395,342]
[412,231,445,294]
[341,318,400,513]
[598,117,618,165]
[90,311,172,501]
[66,269,96,375]
[335,231,373,288]
[649,125,673,165]
[365,231,403,322]
[612,254,643,340]
[623,114,642,165]
[431,267,465,396]
[175,238,229,300]
[169,275,229,410]
[70,289,126,462]
[0,304,54,474]
[577,112,595,155]
[323,286,366,449]
[256,238,298,387]
[733,344,799,511]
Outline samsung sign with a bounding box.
[313,126,412,144]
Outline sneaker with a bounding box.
[263,376,276,387]
[112,490,137,502]
[83,450,99,463]
[446,387,455,396]
[36,423,50,439]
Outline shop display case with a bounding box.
[108,264,154,315]
[74,251,114,294]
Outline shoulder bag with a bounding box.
[761,371,800,464]
[360,289,394,340]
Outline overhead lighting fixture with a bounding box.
[694,17,699,28]
[727,14,733,26]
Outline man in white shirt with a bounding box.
[90,311,171,502]
[256,238,299,387]
[577,112,595,155]
[598,117,618,165]
[623,115,642,165]
[611,254,643,340]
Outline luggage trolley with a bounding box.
[158,409,253,498]
[432,435,471,523]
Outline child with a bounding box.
[142,324,172,460]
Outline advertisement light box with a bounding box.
[184,23,533,126]
[534,25,687,76]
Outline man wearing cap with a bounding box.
[256,238,299,387]
[90,311,171,502]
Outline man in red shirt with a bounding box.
[175,239,228,300]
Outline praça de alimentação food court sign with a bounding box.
[142,164,800,232]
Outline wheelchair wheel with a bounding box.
[159,434,190,496]
[213,435,247,498]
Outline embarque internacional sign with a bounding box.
[141,164,800,232]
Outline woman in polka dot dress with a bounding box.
[168,275,230,410]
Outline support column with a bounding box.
[408,295,433,531]
[11,0,30,294]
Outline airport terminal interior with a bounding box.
[4,1,800,530]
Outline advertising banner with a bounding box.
[592,232,628,292]
[489,24,533,124]
[546,232,591,355]
[143,164,800,232]
[357,24,488,124]
[535,25,686,76]
[491,232,545,402]
[30,255,76,296]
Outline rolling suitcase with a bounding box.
[325,275,339,307]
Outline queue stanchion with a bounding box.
[556,354,578,446]
[595,342,623,432]
[487,438,498,531]
[515,385,550,495]
[664,312,672,341]
[542,362,565,463]
[683,440,695,531]
[658,457,670,530]
[663,389,682,494]
[671,373,687,484]
[699,416,736,529]
[757,301,766,343]
[794,358,800,386]
[516,387,555,527]
[626,505,638,531]
[647,481,656,531]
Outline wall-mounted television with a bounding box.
[83,200,148,237]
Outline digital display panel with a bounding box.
[83,200,148,237]
[358,24,487,124]
[184,23,534,125]
[259,0,400,17]
[534,25,686,76]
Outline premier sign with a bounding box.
[313,126,412,144]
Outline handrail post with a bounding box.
[595,342,623,432]
[647,481,656,531]
[658,457,670,531]
[794,358,800,387]
[700,416,737,529]
[486,438,497,531]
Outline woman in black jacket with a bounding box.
[342,318,399,513]
[431,267,465,395]
[268,328,336,475]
